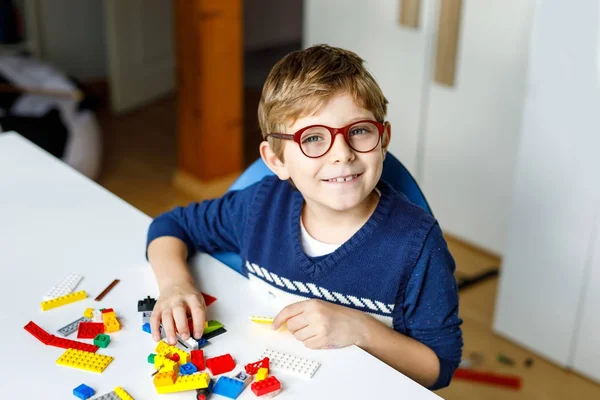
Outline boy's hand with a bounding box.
[271,299,368,349]
[150,280,206,345]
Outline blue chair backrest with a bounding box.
[213,152,432,273]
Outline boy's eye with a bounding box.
[349,128,368,136]
[302,135,324,144]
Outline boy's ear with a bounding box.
[382,122,392,157]
[260,141,290,180]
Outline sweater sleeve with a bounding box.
[146,179,263,258]
[402,222,463,390]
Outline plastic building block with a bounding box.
[94,334,111,348]
[251,376,281,397]
[101,308,115,314]
[148,353,156,364]
[73,383,95,399]
[93,310,104,322]
[137,296,156,312]
[114,386,134,400]
[258,349,320,380]
[196,378,214,400]
[453,368,522,390]
[203,320,224,335]
[213,376,245,399]
[203,327,227,340]
[153,370,177,388]
[95,279,120,301]
[141,311,152,324]
[155,341,171,356]
[24,321,52,344]
[142,322,151,334]
[84,308,94,318]
[197,337,210,348]
[56,348,113,373]
[206,353,235,376]
[154,340,190,363]
[58,317,92,337]
[245,357,269,375]
[191,349,205,370]
[234,370,251,386]
[181,336,199,350]
[156,372,211,394]
[43,273,83,300]
[180,362,198,375]
[201,292,217,306]
[168,353,180,362]
[77,322,104,339]
[104,317,121,333]
[249,316,275,324]
[41,290,87,311]
[256,367,268,382]
[48,335,99,353]
[92,391,119,400]
[161,358,179,374]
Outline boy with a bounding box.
[146,45,462,390]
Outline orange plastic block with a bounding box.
[153,370,177,387]
[155,372,210,394]
[41,290,87,311]
[56,348,113,373]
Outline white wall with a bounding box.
[38,0,106,80]
[244,0,303,51]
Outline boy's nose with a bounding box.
[328,132,354,163]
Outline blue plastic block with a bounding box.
[196,337,210,348]
[213,376,244,399]
[142,322,151,334]
[180,362,198,375]
[73,384,95,399]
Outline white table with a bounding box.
[0,132,441,399]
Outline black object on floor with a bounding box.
[457,267,499,291]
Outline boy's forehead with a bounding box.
[286,94,375,130]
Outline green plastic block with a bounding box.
[203,320,224,335]
[148,353,156,364]
[94,333,111,348]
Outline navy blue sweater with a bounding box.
[147,176,463,389]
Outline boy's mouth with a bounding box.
[322,173,362,183]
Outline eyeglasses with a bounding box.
[265,120,385,158]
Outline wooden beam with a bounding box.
[174,0,243,181]
[399,0,420,29]
[434,0,463,87]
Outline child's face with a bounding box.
[279,92,390,213]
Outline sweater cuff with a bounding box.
[428,355,459,391]
[145,215,196,261]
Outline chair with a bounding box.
[212,153,432,273]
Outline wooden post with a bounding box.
[173,0,243,187]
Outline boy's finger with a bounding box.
[173,306,190,340]
[161,310,177,345]
[272,301,306,330]
[150,309,162,341]
[190,303,205,339]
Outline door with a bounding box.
[104,0,175,113]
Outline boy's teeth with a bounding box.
[329,175,356,182]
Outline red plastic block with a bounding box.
[24,321,52,345]
[168,353,180,362]
[191,349,205,370]
[77,322,104,339]
[453,368,522,390]
[245,357,269,375]
[101,308,114,314]
[251,376,281,396]
[206,354,235,376]
[48,335,99,353]
[201,292,216,306]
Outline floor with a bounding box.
[96,96,600,400]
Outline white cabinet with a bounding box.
[305,0,535,255]
[494,0,600,382]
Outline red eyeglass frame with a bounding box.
[265,119,386,158]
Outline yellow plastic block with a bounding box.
[83,308,94,318]
[249,316,275,324]
[102,311,117,321]
[56,348,113,373]
[154,340,190,363]
[161,358,179,374]
[170,348,190,364]
[155,341,171,356]
[41,290,87,311]
[256,367,269,382]
[153,370,177,388]
[156,372,210,394]
[114,386,134,400]
[154,354,165,369]
[104,317,120,333]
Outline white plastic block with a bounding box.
[43,273,83,300]
[57,316,91,337]
[258,349,320,380]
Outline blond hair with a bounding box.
[258,44,388,159]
